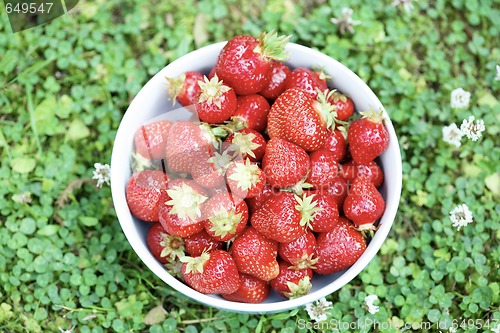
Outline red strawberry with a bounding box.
[348,110,389,164]
[315,216,366,274]
[267,88,337,152]
[284,67,328,99]
[225,128,267,162]
[278,231,317,269]
[343,177,385,231]
[126,170,169,222]
[323,128,348,162]
[159,179,209,237]
[323,176,349,209]
[259,61,291,100]
[165,71,204,106]
[195,75,237,124]
[230,226,279,281]
[191,149,234,189]
[134,120,172,160]
[262,138,310,188]
[226,159,266,199]
[303,192,339,232]
[214,31,290,95]
[165,121,216,173]
[251,192,319,243]
[147,223,185,264]
[221,273,270,303]
[340,160,384,188]
[230,95,270,132]
[328,90,354,121]
[245,183,277,214]
[270,260,313,299]
[185,229,224,257]
[306,149,339,189]
[181,250,240,294]
[202,192,248,242]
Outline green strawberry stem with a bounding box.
[360,109,385,123]
[315,89,340,130]
[180,252,210,274]
[254,30,291,62]
[311,65,332,82]
[290,253,318,270]
[165,74,186,104]
[283,276,312,299]
[159,232,186,260]
[294,193,323,228]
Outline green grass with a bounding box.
[0,0,499,332]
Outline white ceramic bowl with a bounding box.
[111,42,402,313]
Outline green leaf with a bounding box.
[485,173,500,196]
[11,157,36,173]
[79,216,98,227]
[37,225,60,237]
[144,304,167,326]
[66,119,90,141]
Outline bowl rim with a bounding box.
[111,41,403,313]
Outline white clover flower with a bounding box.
[392,0,415,12]
[330,7,361,34]
[58,326,75,333]
[450,88,471,109]
[449,327,457,333]
[364,294,380,314]
[92,163,111,188]
[492,324,500,333]
[305,297,333,322]
[460,116,485,141]
[449,204,473,230]
[495,65,500,81]
[12,191,32,204]
[442,123,464,147]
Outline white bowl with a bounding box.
[111,42,403,314]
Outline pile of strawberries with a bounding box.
[125,32,389,303]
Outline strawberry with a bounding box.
[250,192,319,243]
[315,216,366,275]
[261,138,310,188]
[214,31,290,95]
[134,120,172,160]
[305,149,339,189]
[340,160,384,188]
[202,192,248,242]
[323,128,348,163]
[278,231,318,269]
[230,226,279,281]
[225,128,267,162]
[322,176,349,209]
[348,110,389,164]
[226,159,266,199]
[195,75,237,124]
[165,121,216,173]
[159,179,208,237]
[328,90,354,121]
[165,71,204,106]
[245,183,277,215]
[126,170,169,222]
[230,95,270,132]
[146,223,185,264]
[184,229,224,257]
[191,149,234,189]
[303,192,339,232]
[181,250,240,294]
[343,177,385,231]
[284,67,328,99]
[267,88,337,152]
[221,273,270,303]
[259,61,291,100]
[270,260,313,299]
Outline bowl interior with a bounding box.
[110,42,402,313]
